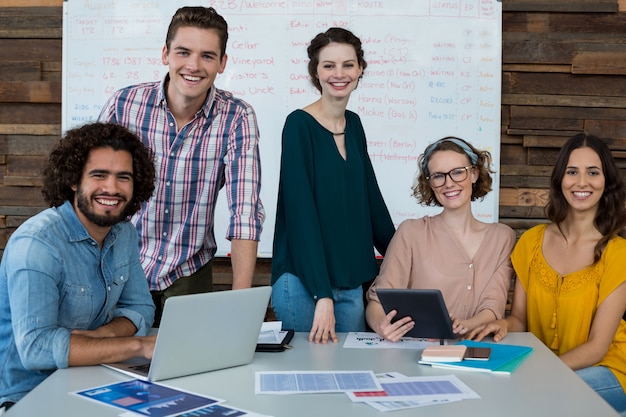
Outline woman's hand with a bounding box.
[309,298,338,344]
[375,309,415,342]
[466,319,509,342]
[451,316,470,336]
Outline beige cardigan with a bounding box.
[367,214,516,320]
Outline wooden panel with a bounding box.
[500,205,547,218]
[5,215,31,228]
[585,120,626,139]
[42,61,62,82]
[500,133,524,145]
[503,94,626,108]
[508,128,581,137]
[0,61,41,81]
[511,105,626,121]
[501,104,510,124]
[0,39,61,61]
[5,135,57,155]
[502,64,571,73]
[503,1,618,12]
[1,1,62,6]
[4,176,43,187]
[504,33,626,66]
[528,147,561,165]
[501,164,553,176]
[505,12,626,33]
[503,36,574,64]
[572,51,626,74]
[504,72,626,96]
[500,188,549,206]
[501,175,550,188]
[0,7,62,38]
[509,116,583,131]
[0,81,61,103]
[6,155,47,177]
[523,135,571,148]
[0,186,45,207]
[0,124,60,135]
[500,218,549,230]
[502,12,550,32]
[500,143,527,165]
[525,133,626,148]
[0,206,45,216]
[0,104,61,124]
[548,12,626,32]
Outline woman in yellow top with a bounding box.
[470,133,626,413]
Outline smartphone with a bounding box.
[464,347,491,360]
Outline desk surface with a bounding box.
[7,332,619,417]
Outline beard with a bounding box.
[76,188,128,227]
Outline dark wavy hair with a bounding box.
[413,137,493,207]
[307,27,367,93]
[42,122,156,219]
[546,133,626,262]
[166,6,228,59]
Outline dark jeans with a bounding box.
[150,260,213,327]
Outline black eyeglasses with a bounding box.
[427,166,473,188]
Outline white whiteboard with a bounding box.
[62,0,502,257]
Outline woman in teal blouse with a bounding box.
[271,27,395,344]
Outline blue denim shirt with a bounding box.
[0,201,154,404]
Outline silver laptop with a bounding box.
[102,286,272,381]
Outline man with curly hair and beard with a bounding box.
[0,122,157,412]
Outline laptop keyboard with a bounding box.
[129,363,150,373]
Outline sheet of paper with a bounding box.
[345,374,480,403]
[74,379,221,417]
[343,332,449,349]
[257,321,283,344]
[364,397,461,412]
[255,370,382,394]
[355,372,463,411]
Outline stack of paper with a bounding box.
[418,340,533,374]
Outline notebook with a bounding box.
[102,286,272,381]
[375,288,457,340]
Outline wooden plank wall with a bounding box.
[1,1,626,290]
[0,3,61,253]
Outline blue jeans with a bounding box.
[576,366,626,413]
[271,273,365,332]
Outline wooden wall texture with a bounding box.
[1,0,626,288]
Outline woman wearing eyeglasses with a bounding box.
[365,136,515,341]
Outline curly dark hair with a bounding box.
[307,27,367,93]
[166,6,228,59]
[42,122,156,219]
[413,137,494,207]
[546,133,626,262]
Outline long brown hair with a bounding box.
[546,133,626,262]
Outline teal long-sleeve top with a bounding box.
[271,109,396,300]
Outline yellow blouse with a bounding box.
[512,224,626,390]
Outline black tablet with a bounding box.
[375,288,457,340]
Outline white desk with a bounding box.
[6,332,620,417]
